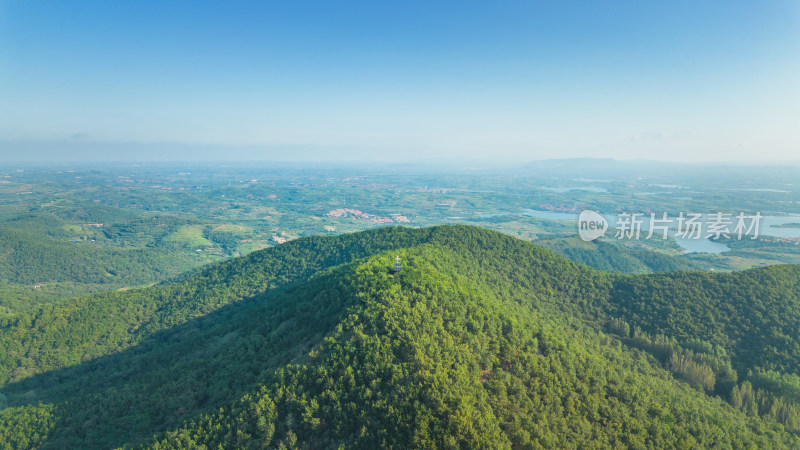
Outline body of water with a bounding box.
[728,188,791,193]
[480,210,800,254]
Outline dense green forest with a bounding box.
[0,210,225,315]
[0,226,201,286]
[1,225,800,448]
[0,207,708,319]
[537,236,702,273]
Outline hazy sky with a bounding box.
[1,1,798,162]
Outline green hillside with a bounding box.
[537,236,703,273]
[0,206,710,318]
[0,210,218,315]
[0,227,201,286]
[0,226,208,315]
[1,225,799,448]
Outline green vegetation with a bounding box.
[0,226,201,286]
[0,212,218,316]
[538,236,702,273]
[1,225,800,448]
[165,224,214,248]
[3,162,800,292]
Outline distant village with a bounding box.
[326,209,411,224]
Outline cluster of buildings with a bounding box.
[407,188,448,194]
[326,209,411,224]
[539,203,586,212]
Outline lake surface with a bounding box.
[482,210,800,254]
[759,215,800,238]
[728,188,791,193]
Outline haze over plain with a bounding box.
[1,1,798,163]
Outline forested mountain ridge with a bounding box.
[0,205,714,319]
[0,226,201,286]
[537,236,703,273]
[1,225,800,448]
[0,226,468,385]
[0,210,214,315]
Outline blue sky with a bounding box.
[1,1,798,162]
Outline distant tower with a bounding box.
[393,255,402,272]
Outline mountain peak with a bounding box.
[2,225,800,448]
